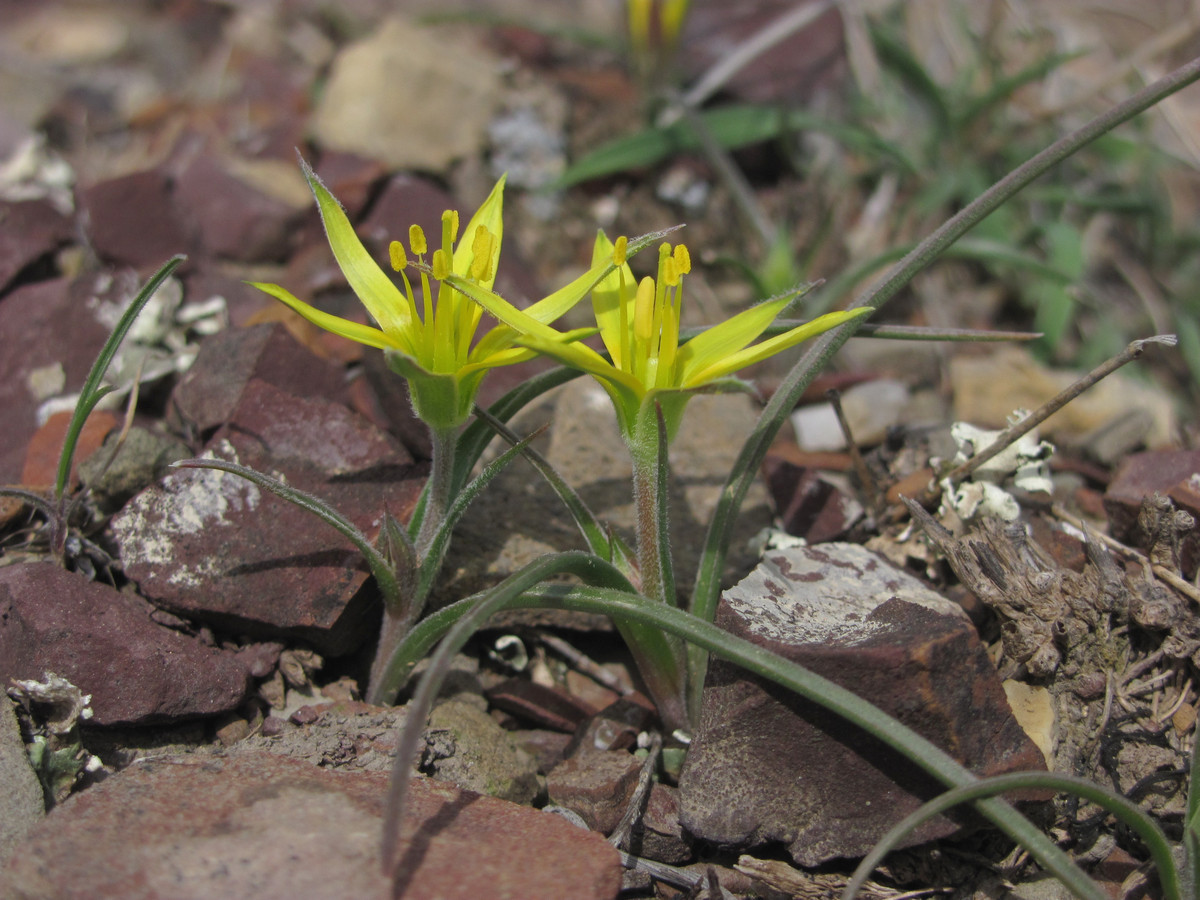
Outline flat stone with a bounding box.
[422,698,541,804]
[678,542,1045,866]
[0,197,73,295]
[113,378,426,655]
[762,456,862,543]
[171,322,349,434]
[173,153,313,263]
[0,752,621,900]
[79,168,193,270]
[311,16,503,171]
[546,746,642,835]
[949,346,1175,446]
[0,276,111,483]
[0,699,43,869]
[0,562,250,726]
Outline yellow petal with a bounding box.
[589,232,636,368]
[248,281,403,352]
[675,294,793,384]
[684,308,872,386]
[453,175,506,291]
[300,158,412,339]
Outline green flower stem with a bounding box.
[686,54,1200,723]
[624,404,688,731]
[415,425,457,556]
[629,406,673,605]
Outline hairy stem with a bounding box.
[415,425,457,556]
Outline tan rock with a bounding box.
[311,16,503,171]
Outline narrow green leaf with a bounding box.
[451,366,584,496]
[413,426,546,608]
[57,255,185,499]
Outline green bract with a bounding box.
[249,160,595,430]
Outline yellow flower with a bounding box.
[249,159,595,430]
[449,231,872,443]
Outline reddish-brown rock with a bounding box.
[172,153,312,263]
[762,455,863,543]
[547,746,643,835]
[170,322,349,434]
[113,379,426,655]
[0,562,249,726]
[0,275,125,483]
[678,543,1045,865]
[0,752,622,900]
[80,169,192,270]
[0,198,74,295]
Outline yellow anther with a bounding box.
[470,226,494,281]
[408,225,427,256]
[389,240,407,272]
[663,257,680,287]
[613,236,628,267]
[432,248,450,281]
[673,243,691,275]
[441,209,459,252]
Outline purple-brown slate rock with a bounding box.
[763,457,863,543]
[678,542,1045,866]
[0,562,249,726]
[79,168,193,270]
[0,198,74,295]
[172,153,311,263]
[170,322,349,434]
[113,378,425,655]
[0,275,116,483]
[637,783,692,865]
[546,746,643,835]
[0,752,622,900]
[1104,449,1200,577]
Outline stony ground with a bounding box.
[1,1,1200,898]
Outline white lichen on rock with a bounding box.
[724,543,964,646]
[111,440,259,576]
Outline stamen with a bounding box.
[663,257,680,287]
[409,225,427,257]
[432,248,450,281]
[673,243,691,274]
[441,210,459,256]
[613,236,628,266]
[634,276,656,345]
[389,241,407,272]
